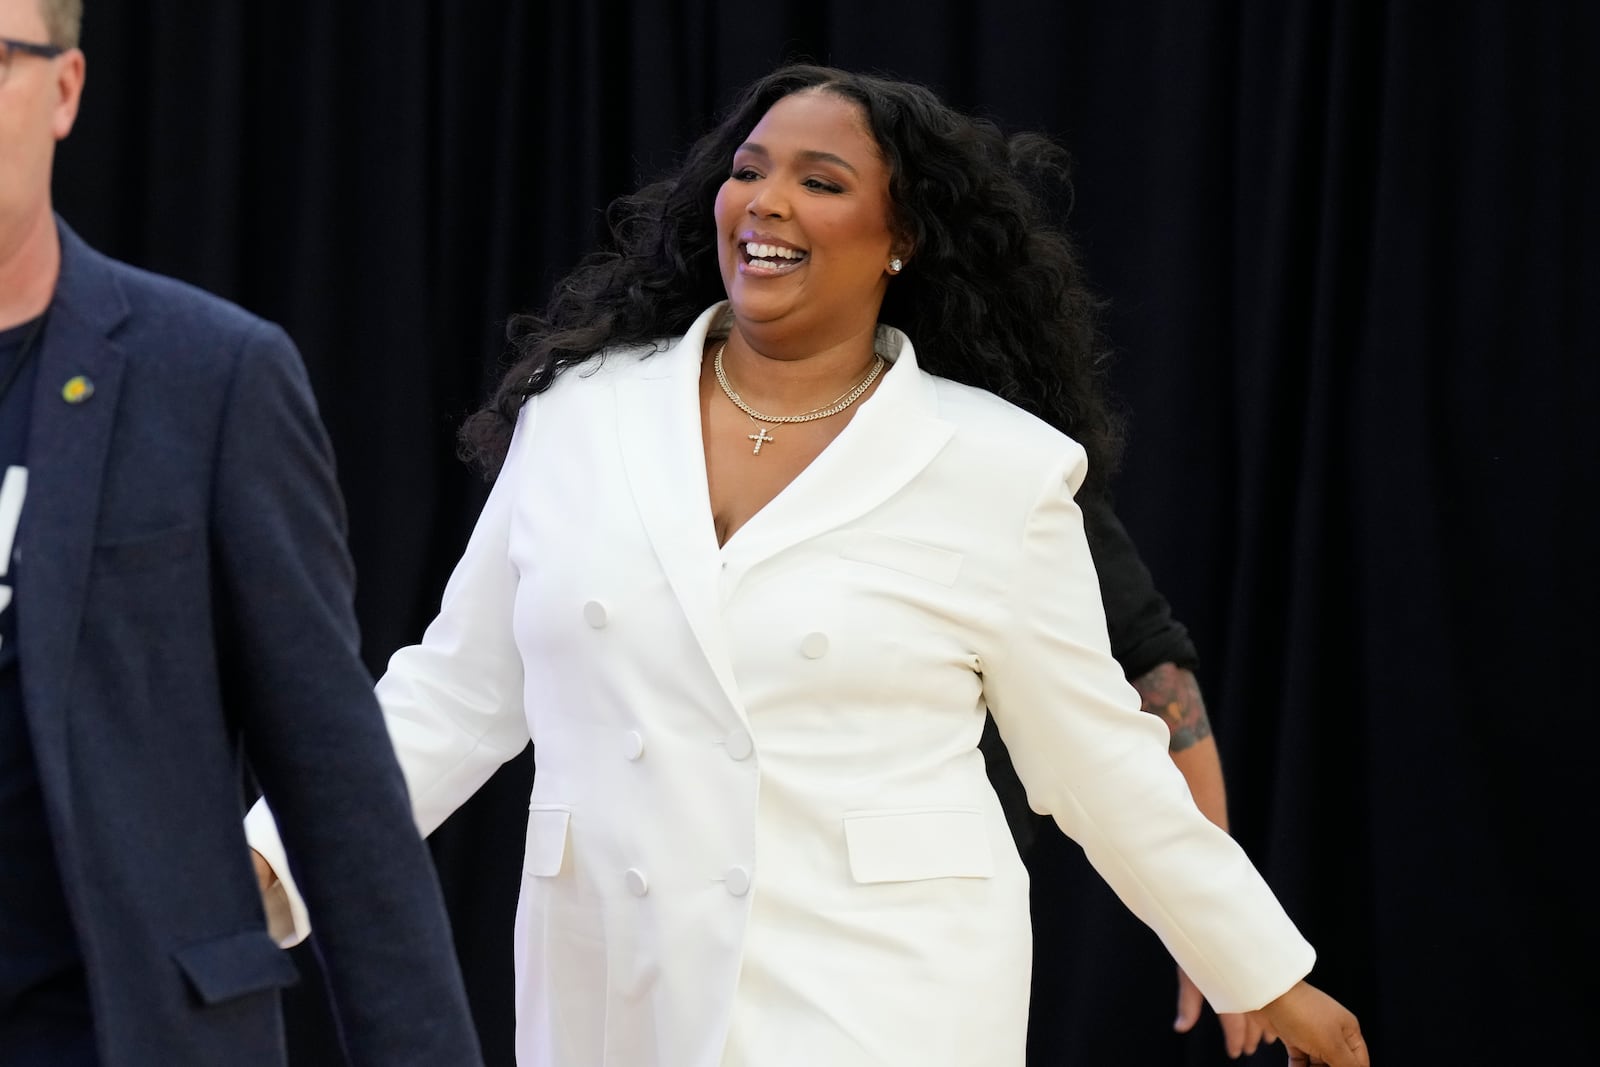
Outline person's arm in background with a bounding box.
[1131,663,1226,830]
[1079,491,1272,1059]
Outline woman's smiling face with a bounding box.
[713,89,902,350]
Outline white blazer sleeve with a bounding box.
[248,404,536,946]
[982,446,1315,1014]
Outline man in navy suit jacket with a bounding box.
[0,2,484,1063]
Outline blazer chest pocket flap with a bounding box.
[839,531,963,586]
[95,524,201,573]
[524,805,571,877]
[843,808,994,884]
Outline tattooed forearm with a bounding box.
[1132,662,1213,753]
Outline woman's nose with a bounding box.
[747,185,789,219]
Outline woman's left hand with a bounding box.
[1257,980,1370,1066]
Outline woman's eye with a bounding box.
[731,167,760,181]
[803,177,843,193]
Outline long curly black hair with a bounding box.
[461,64,1123,489]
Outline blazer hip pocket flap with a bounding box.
[842,807,994,884]
[172,929,299,1006]
[524,804,572,877]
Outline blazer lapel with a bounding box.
[613,309,956,719]
[613,306,748,721]
[721,326,955,569]
[17,223,130,769]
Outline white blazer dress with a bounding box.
[249,302,1314,1066]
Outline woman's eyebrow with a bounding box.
[736,142,859,176]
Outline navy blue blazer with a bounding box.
[14,222,482,1066]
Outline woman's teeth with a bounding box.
[744,242,806,266]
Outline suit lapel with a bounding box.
[721,326,954,569]
[17,224,130,761]
[614,307,748,720]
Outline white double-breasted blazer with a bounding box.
[250,303,1313,1066]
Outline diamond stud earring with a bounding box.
[889,257,903,273]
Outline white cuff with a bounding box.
[244,798,312,947]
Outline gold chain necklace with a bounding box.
[713,342,886,455]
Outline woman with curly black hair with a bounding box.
[460,65,1118,488]
[251,65,1368,1067]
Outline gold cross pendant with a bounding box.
[748,425,775,454]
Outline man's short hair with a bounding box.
[38,0,83,49]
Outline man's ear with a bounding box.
[52,49,86,142]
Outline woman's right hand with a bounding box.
[251,848,278,893]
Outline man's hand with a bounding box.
[1174,967,1276,1058]
[1177,966,1273,1062]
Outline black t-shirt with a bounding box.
[0,315,38,719]
[0,314,96,1060]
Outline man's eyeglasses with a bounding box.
[0,38,65,90]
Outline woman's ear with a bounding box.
[885,208,917,274]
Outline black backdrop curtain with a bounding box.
[51,2,1595,1063]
